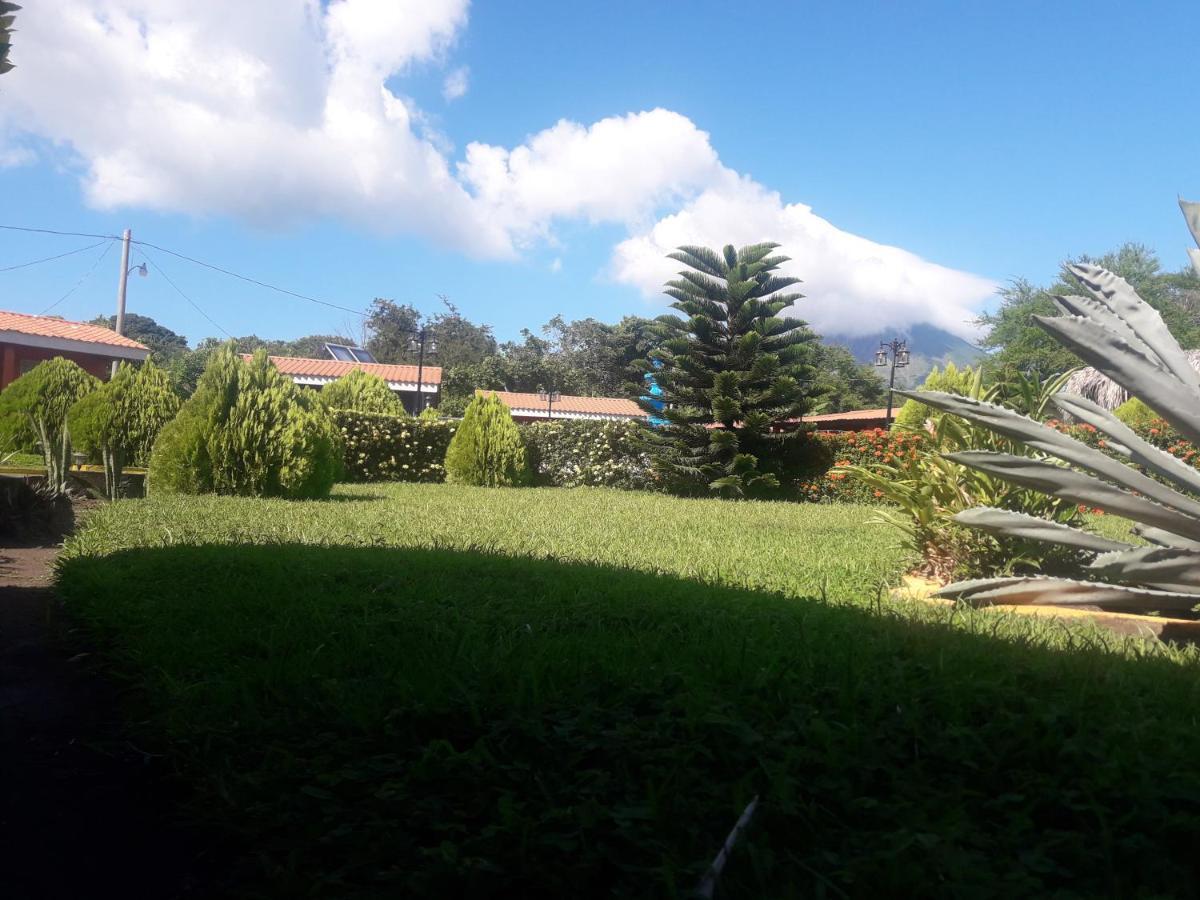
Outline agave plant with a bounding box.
[897,200,1200,613]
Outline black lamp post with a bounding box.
[537,390,561,420]
[407,329,437,413]
[875,338,910,425]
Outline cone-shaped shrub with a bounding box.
[320,368,405,415]
[70,361,181,498]
[444,393,529,487]
[0,357,98,493]
[149,347,341,498]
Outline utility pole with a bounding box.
[874,338,910,425]
[112,228,131,377]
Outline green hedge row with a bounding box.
[519,419,654,490]
[333,410,457,483]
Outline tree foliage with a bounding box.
[893,362,977,429]
[69,361,181,498]
[89,313,189,363]
[979,244,1200,378]
[366,297,497,368]
[320,368,404,415]
[643,242,818,497]
[0,357,99,493]
[149,347,340,499]
[808,343,887,413]
[443,393,529,487]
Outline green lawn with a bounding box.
[58,484,1200,897]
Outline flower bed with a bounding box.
[792,428,928,503]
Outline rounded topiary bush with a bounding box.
[320,368,405,416]
[444,393,529,487]
[149,347,341,499]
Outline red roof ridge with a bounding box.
[242,353,442,385]
[475,388,643,418]
[0,308,149,352]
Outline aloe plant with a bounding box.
[898,201,1200,612]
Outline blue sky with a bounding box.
[0,0,1196,348]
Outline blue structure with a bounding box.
[642,361,669,427]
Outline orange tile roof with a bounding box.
[0,309,149,351]
[804,408,890,422]
[476,389,644,418]
[249,355,442,385]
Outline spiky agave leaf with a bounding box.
[926,203,1200,611]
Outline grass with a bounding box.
[58,484,1200,897]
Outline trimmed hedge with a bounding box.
[520,419,654,490]
[333,409,456,483]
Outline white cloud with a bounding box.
[0,0,997,336]
[611,176,997,340]
[549,257,562,273]
[442,66,469,101]
[458,109,723,247]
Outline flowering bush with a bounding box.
[791,429,928,503]
[332,410,456,483]
[519,420,655,490]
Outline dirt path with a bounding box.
[0,544,218,898]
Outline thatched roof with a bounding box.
[1061,349,1200,410]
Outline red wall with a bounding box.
[0,342,121,390]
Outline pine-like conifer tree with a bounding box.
[444,393,529,487]
[642,242,817,496]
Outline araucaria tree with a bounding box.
[643,243,816,496]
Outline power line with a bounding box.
[39,240,116,315]
[133,238,368,317]
[0,221,368,319]
[0,223,121,240]
[0,239,111,273]
[138,248,234,339]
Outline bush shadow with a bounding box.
[57,542,1200,899]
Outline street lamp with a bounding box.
[407,329,436,413]
[875,338,910,425]
[537,390,561,420]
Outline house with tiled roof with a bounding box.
[247,350,442,415]
[795,408,891,432]
[475,389,644,423]
[0,309,150,389]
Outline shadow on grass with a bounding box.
[58,543,1200,899]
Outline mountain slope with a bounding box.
[822,323,987,390]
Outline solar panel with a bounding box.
[349,347,378,363]
[324,343,357,361]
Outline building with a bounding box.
[475,389,644,423]
[0,310,149,389]
[255,355,442,414]
[801,408,892,432]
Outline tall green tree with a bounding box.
[808,343,887,412]
[89,313,189,363]
[645,242,817,497]
[366,297,496,367]
[979,243,1200,378]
